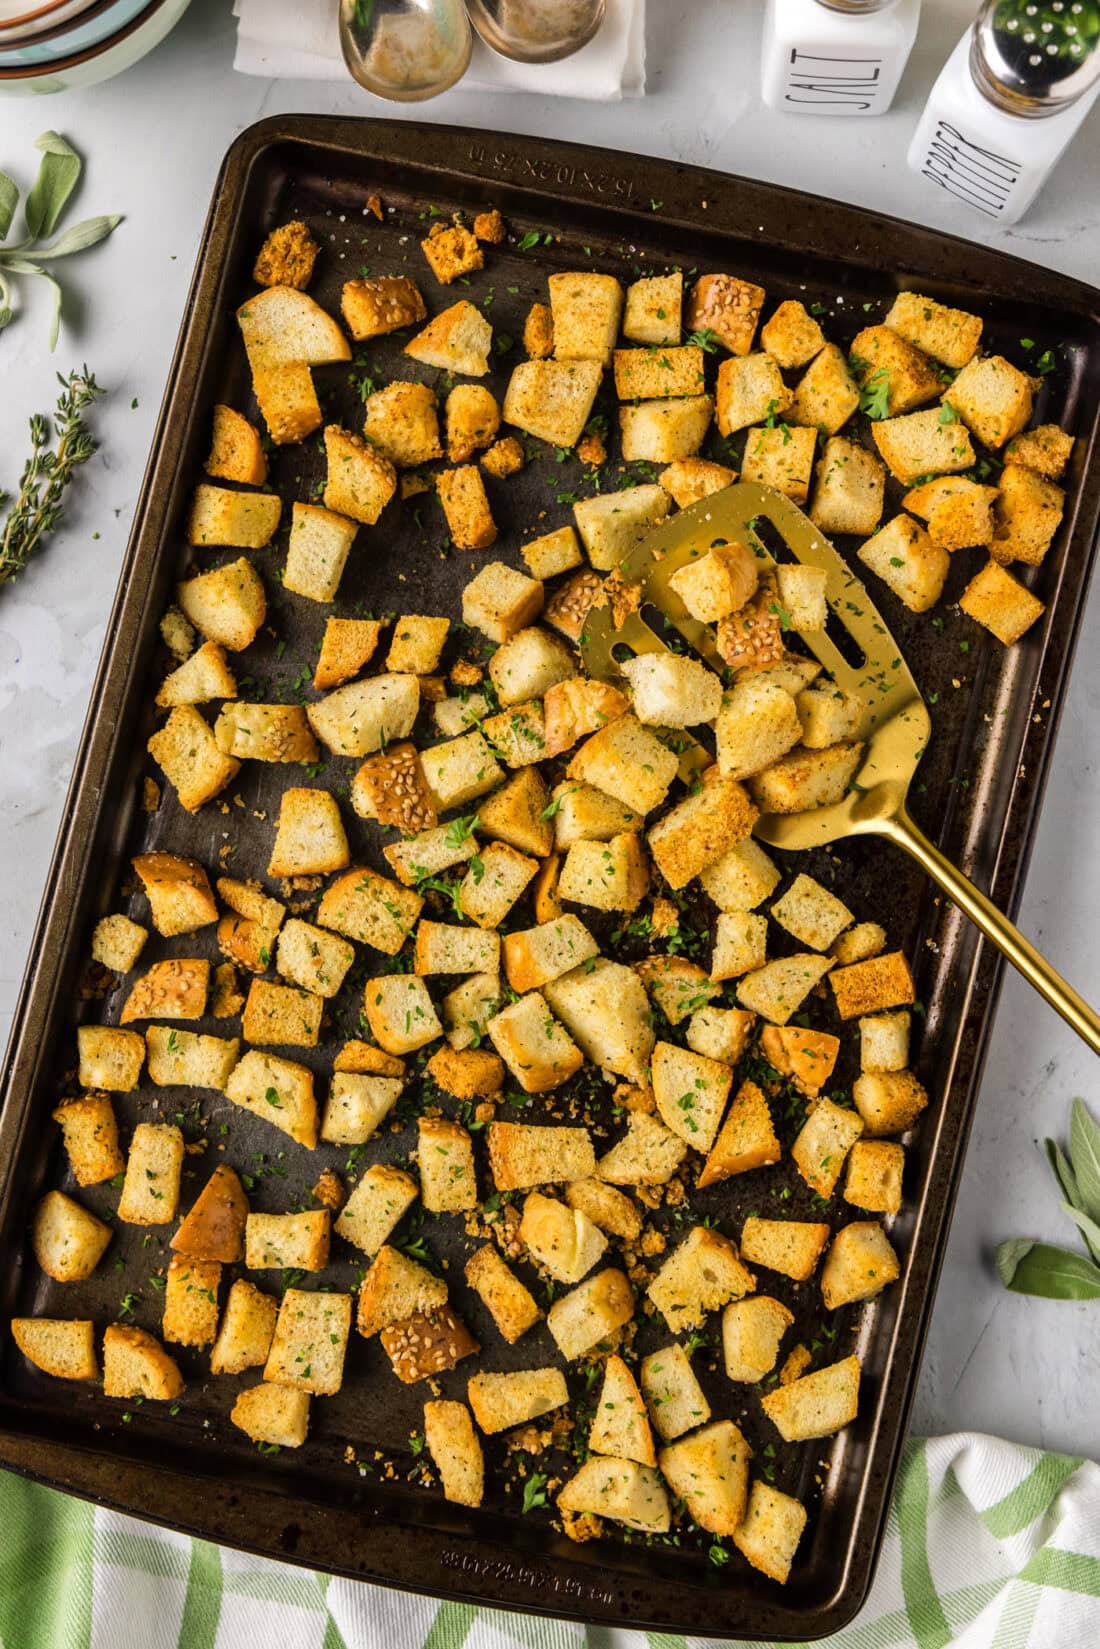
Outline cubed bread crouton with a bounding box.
[214,702,318,764]
[418,1117,477,1213]
[624,272,682,345]
[480,431,525,474]
[11,1318,98,1382]
[217,877,288,975]
[739,424,818,502]
[614,345,705,401]
[468,1367,570,1434]
[187,484,280,551]
[503,915,598,993]
[406,299,492,376]
[774,564,828,632]
[443,383,500,464]
[736,954,833,1025]
[320,1072,402,1145]
[232,1382,310,1448]
[651,1041,733,1153]
[380,1305,479,1384]
[565,1179,641,1242]
[589,1353,656,1465]
[422,222,483,285]
[225,1049,318,1148]
[598,1111,687,1186]
[102,1324,184,1401]
[32,1190,112,1283]
[342,275,426,340]
[658,456,737,508]
[335,1164,418,1257]
[522,524,582,580]
[146,1026,238,1090]
[148,706,240,813]
[267,788,349,878]
[712,911,768,980]
[698,1078,781,1187]
[488,992,585,1092]
[459,840,539,928]
[363,381,442,468]
[844,1139,904,1215]
[687,1005,756,1066]
[487,1120,595,1190]
[465,1245,541,1343]
[462,561,542,642]
[317,867,422,952]
[52,1093,124,1186]
[567,714,678,817]
[385,821,478,887]
[473,208,505,243]
[759,1025,839,1098]
[991,463,1064,568]
[871,407,976,484]
[415,922,500,978]
[716,679,803,781]
[559,831,649,914]
[245,1211,331,1273]
[543,568,605,643]
[640,1343,711,1442]
[478,768,554,858]
[779,1345,813,1386]
[687,273,764,355]
[1005,423,1074,480]
[156,641,238,710]
[771,873,853,951]
[749,741,864,814]
[314,616,382,690]
[741,655,821,695]
[117,1123,183,1225]
[162,1255,221,1348]
[700,837,780,912]
[252,363,322,445]
[790,1098,864,1198]
[480,699,547,769]
[176,557,266,652]
[853,1069,928,1136]
[660,1420,752,1537]
[884,291,982,369]
[334,1042,405,1077]
[821,1220,900,1310]
[210,1279,277,1374]
[523,300,554,358]
[205,404,267,486]
[787,343,860,436]
[723,1296,794,1383]
[762,1354,861,1441]
[669,539,759,623]
[573,485,669,573]
[91,914,148,974]
[619,394,713,463]
[810,437,885,537]
[275,918,354,1001]
[830,951,914,1019]
[357,1246,447,1338]
[960,559,1045,644]
[520,1190,607,1283]
[77,1022,145,1088]
[796,683,865,749]
[323,424,396,525]
[424,1400,484,1508]
[437,466,497,551]
[489,626,573,708]
[264,1287,351,1395]
[120,958,208,1024]
[715,584,786,672]
[620,652,722,729]
[945,354,1034,449]
[904,476,998,551]
[648,1228,755,1334]
[635,957,719,1025]
[860,1010,911,1073]
[543,957,655,1085]
[832,921,886,965]
[558,1458,670,1534]
[242,978,323,1048]
[503,359,603,447]
[849,325,942,416]
[361,975,442,1056]
[547,1268,635,1361]
[443,972,500,1051]
[172,1164,249,1263]
[550,782,639,850]
[421,730,505,811]
[760,300,825,370]
[740,1216,829,1282]
[858,514,950,614]
[253,220,319,290]
[733,1480,808,1584]
[237,285,349,369]
[549,272,623,365]
[715,353,790,436]
[543,678,629,759]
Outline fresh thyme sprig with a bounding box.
[0,367,105,589]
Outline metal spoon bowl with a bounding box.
[465,0,605,63]
[339,0,472,101]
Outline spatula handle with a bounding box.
[883,809,1100,1057]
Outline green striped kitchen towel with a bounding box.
[1,1433,1097,1648]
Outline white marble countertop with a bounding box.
[1,0,1099,1462]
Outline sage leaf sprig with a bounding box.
[997,1099,1100,1298]
[0,368,105,590]
[0,132,122,349]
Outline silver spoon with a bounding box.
[339,0,472,101]
[465,0,606,64]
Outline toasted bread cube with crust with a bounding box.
[716,680,803,781]
[146,1026,239,1090]
[336,1164,418,1256]
[465,1246,540,1343]
[76,1025,144,1093]
[573,485,669,573]
[214,702,318,764]
[225,1049,318,1149]
[443,384,500,465]
[810,437,885,537]
[437,466,497,551]
[385,822,477,887]
[283,502,358,604]
[832,921,887,965]
[791,1098,864,1198]
[543,568,606,642]
[736,954,833,1025]
[245,1211,330,1272]
[620,652,722,728]
[565,1179,641,1242]
[543,678,629,759]
[658,456,737,508]
[468,1367,570,1433]
[904,476,997,551]
[651,1041,732,1151]
[489,627,574,709]
[504,915,599,993]
[598,1111,688,1186]
[701,837,780,912]
[884,291,981,369]
[567,714,678,817]
[443,972,500,1051]
[252,363,322,445]
[480,700,547,769]
[323,424,396,525]
[741,1216,829,1282]
[406,299,492,376]
[424,1401,484,1508]
[624,272,682,345]
[342,275,426,340]
[32,1190,112,1282]
[121,958,209,1024]
[421,222,483,285]
[774,564,827,633]
[960,559,1045,645]
[761,300,825,369]
[830,951,914,1019]
[11,1318,98,1382]
[172,1164,249,1263]
[669,540,758,623]
[547,1268,635,1361]
[788,344,860,436]
[418,1117,477,1213]
[822,1221,900,1310]
[522,525,582,580]
[716,353,790,436]
[187,484,280,551]
[333,1042,405,1077]
[589,1354,655,1465]
[549,272,623,365]
[264,1288,351,1396]
[945,354,1034,449]
[635,957,719,1025]
[148,707,240,813]
[317,867,421,952]
[860,1010,911,1073]
[520,1191,607,1283]
[551,782,640,849]
[712,911,768,980]
[276,919,354,1000]
[242,978,323,1048]
[504,358,603,447]
[460,841,539,928]
[103,1324,184,1401]
[649,1228,755,1333]
[162,1255,221,1348]
[858,514,949,614]
[687,273,764,355]
[523,300,554,359]
[853,1069,928,1137]
[479,768,554,858]
[487,1121,595,1190]
[357,1246,447,1339]
[543,957,655,1085]
[118,1124,184,1225]
[614,345,705,401]
[362,975,442,1056]
[687,1005,756,1066]
[991,464,1064,568]
[488,993,585,1092]
[176,557,266,653]
[462,561,542,642]
[620,395,713,463]
[1005,423,1074,480]
[559,831,649,914]
[559,1459,670,1534]
[232,1382,310,1448]
[734,1480,808,1583]
[660,1420,752,1537]
[723,1296,795,1383]
[237,285,349,370]
[415,922,500,977]
[314,617,382,690]
[321,1072,402,1145]
[772,873,853,951]
[796,683,865,749]
[422,730,504,811]
[698,1078,781,1188]
[267,789,349,878]
[749,741,864,815]
[850,325,942,416]
[205,405,267,486]
[760,1025,839,1098]
[762,1354,861,1441]
[52,1094,123,1186]
[641,1343,711,1441]
[156,642,238,710]
[844,1139,904,1215]
[872,407,976,484]
[739,424,818,502]
[211,1280,277,1374]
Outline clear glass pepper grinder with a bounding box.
[760,0,923,116]
[465,0,606,62]
[340,0,472,101]
[908,0,1100,224]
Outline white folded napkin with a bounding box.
[233,0,645,100]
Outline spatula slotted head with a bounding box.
[579,482,931,850]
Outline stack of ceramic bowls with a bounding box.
[0,0,190,94]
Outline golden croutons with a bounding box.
[415,916,501,980]
[549,272,623,365]
[520,1191,607,1285]
[761,1025,839,1097]
[860,1010,911,1073]
[102,1324,184,1401]
[1004,423,1074,480]
[186,484,281,550]
[670,540,758,624]
[660,1420,753,1537]
[716,680,802,781]
[503,915,599,994]
[405,299,492,376]
[464,1246,541,1344]
[283,502,359,603]
[214,702,318,764]
[76,1024,145,1092]
[544,957,655,1086]
[523,300,554,358]
[237,286,349,370]
[264,1288,351,1394]
[572,486,670,576]
[687,1004,756,1067]
[884,291,982,369]
[830,950,915,1019]
[735,954,834,1026]
[733,1480,808,1583]
[715,352,790,435]
[597,1111,687,1186]
[172,1164,249,1263]
[148,706,240,813]
[252,364,322,445]
[518,531,580,594]
[640,1343,711,1441]
[590,1355,656,1465]
[687,273,764,355]
[832,921,887,964]
[489,627,573,709]
[761,1354,861,1441]
[944,354,1034,449]
[418,1117,477,1214]
[542,567,605,642]
[176,557,266,651]
[478,768,553,857]
[276,919,355,1000]
[723,1296,795,1383]
[566,1178,642,1242]
[156,640,238,709]
[658,456,737,508]
[205,405,267,486]
[145,1026,239,1090]
[651,1041,732,1152]
[872,406,976,485]
[134,854,218,940]
[91,914,148,974]
[844,1139,905,1216]
[32,1190,112,1283]
[445,384,500,463]
[341,275,426,340]
[309,674,420,760]
[11,1318,98,1382]
[242,978,323,1048]
[821,1221,901,1310]
[363,381,442,468]
[361,975,442,1055]
[381,1305,479,1384]
[712,911,768,979]
[698,1079,781,1187]
[488,993,585,1093]
[216,875,284,975]
[849,325,942,416]
[559,832,649,914]
[959,559,1045,645]
[385,821,477,888]
[990,464,1064,568]
[253,220,319,289]
[354,740,438,831]
[320,1072,402,1145]
[314,616,382,690]
[267,789,350,879]
[323,424,397,525]
[162,1255,222,1349]
[424,1400,485,1508]
[503,358,603,447]
[357,1246,447,1339]
[615,344,705,401]
[772,873,853,951]
[790,1098,864,1198]
[852,1070,928,1137]
[335,1164,418,1257]
[739,424,818,502]
[333,1042,405,1077]
[225,1049,318,1149]
[52,1093,124,1186]
[787,343,860,436]
[649,1230,754,1335]
[486,1121,595,1190]
[623,272,682,345]
[421,222,483,285]
[245,1211,331,1272]
[117,1123,184,1226]
[740,1216,829,1282]
[231,1382,310,1448]
[473,208,505,243]
[750,741,864,814]
[421,730,504,811]
[775,563,828,631]
[619,394,713,463]
[566,714,677,818]
[547,1268,635,1361]
[622,651,722,729]
[210,1279,278,1374]
[558,1458,670,1534]
[810,437,885,537]
[462,561,543,642]
[436,466,497,550]
[858,514,950,614]
[467,1367,569,1434]
[635,957,719,1025]
[904,476,997,551]
[760,300,825,369]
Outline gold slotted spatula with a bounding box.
[579,481,1100,1056]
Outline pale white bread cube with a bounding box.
[522,525,583,580]
[735,954,833,1024]
[619,396,713,463]
[546,1267,634,1360]
[852,1070,928,1137]
[820,1220,900,1310]
[640,1343,711,1442]
[832,921,887,965]
[264,1288,351,1395]
[443,972,501,1051]
[567,714,678,817]
[405,300,492,376]
[467,1367,569,1434]
[810,437,885,538]
[715,352,790,436]
[361,975,442,1056]
[722,1296,795,1383]
[551,782,640,850]
[464,1245,540,1343]
[775,564,827,631]
[686,1005,756,1066]
[700,838,781,912]
[503,358,603,447]
[335,1163,418,1256]
[424,1400,484,1507]
[267,789,349,879]
[284,503,358,603]
[488,627,573,707]
[118,1123,184,1225]
[317,869,422,954]
[231,1382,310,1449]
[796,683,865,749]
[669,541,759,624]
[733,1480,808,1584]
[565,1178,642,1242]
[210,1279,277,1375]
[543,957,655,1085]
[275,918,354,1000]
[597,1111,687,1187]
[245,1211,330,1273]
[620,652,722,728]
[487,1121,595,1191]
[488,992,584,1093]
[176,557,266,652]
[791,1097,864,1198]
[559,831,649,913]
[462,561,543,644]
[651,1041,733,1153]
[716,680,802,781]
[858,514,950,614]
[735,656,821,695]
[871,407,976,486]
[320,1072,403,1145]
[659,1420,753,1537]
[418,1117,477,1213]
[145,1027,239,1090]
[740,1216,830,1282]
[859,1010,911,1072]
[414,921,500,977]
[573,485,669,573]
[712,911,768,980]
[459,841,539,929]
[237,284,349,369]
[590,1353,656,1465]
[749,742,864,815]
[76,1025,145,1092]
[635,956,719,1026]
[306,673,419,758]
[31,1190,112,1283]
[623,272,682,345]
[213,702,318,764]
[432,693,490,738]
[761,1354,861,1441]
[558,1458,670,1534]
[421,730,504,811]
[549,271,623,364]
[648,1228,755,1334]
[771,873,853,951]
[156,642,237,710]
[519,1191,607,1284]
[503,915,599,993]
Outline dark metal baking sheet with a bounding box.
[1,117,1098,1643]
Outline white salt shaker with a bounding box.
[908,1,1100,225]
[760,0,923,116]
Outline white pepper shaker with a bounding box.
[908,1,1100,225]
[761,0,923,116]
